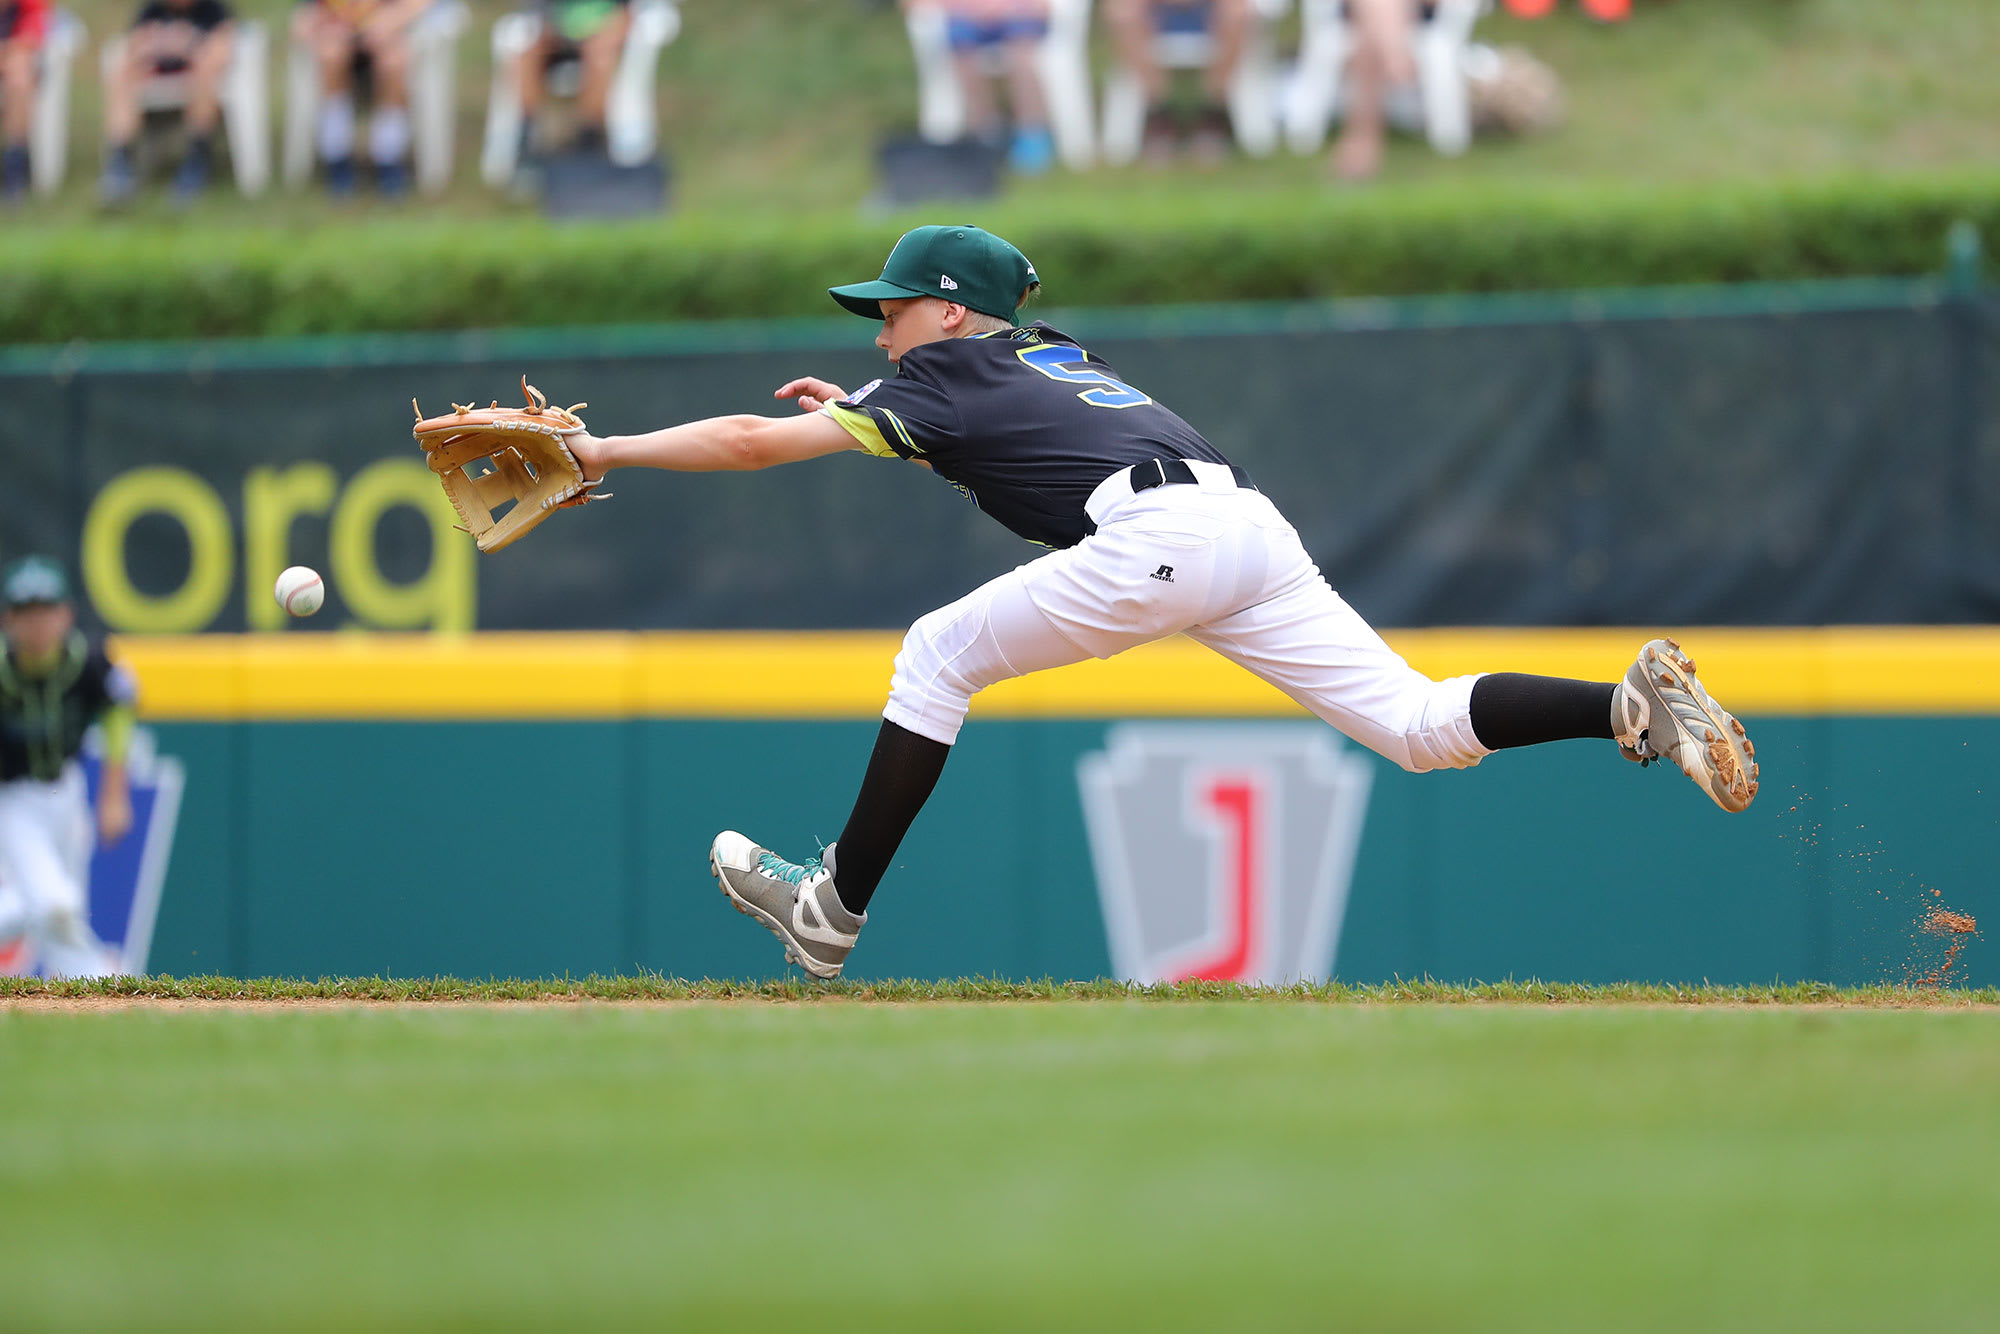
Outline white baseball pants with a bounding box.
[885,460,1492,773]
[0,763,117,979]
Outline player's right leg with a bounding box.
[1187,538,1757,810]
[1611,637,1758,811]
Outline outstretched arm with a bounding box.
[572,401,855,481]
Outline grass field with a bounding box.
[3,982,1998,1330]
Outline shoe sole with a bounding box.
[1641,639,1759,813]
[709,849,843,980]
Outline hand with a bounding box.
[569,430,609,484]
[97,774,134,848]
[774,378,850,414]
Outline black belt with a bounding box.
[1127,458,1256,494]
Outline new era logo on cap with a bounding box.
[828,225,1037,325]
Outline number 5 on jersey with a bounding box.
[1017,344,1153,410]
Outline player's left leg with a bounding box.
[712,563,1098,978]
[0,769,115,979]
[714,483,1300,976]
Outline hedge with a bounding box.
[3,172,1994,344]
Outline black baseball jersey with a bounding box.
[823,322,1233,549]
[0,633,136,783]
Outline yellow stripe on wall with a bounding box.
[109,627,2000,722]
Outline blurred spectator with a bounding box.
[907,0,1055,175]
[515,0,630,161]
[1103,0,1249,164]
[99,0,234,204]
[0,0,48,200]
[1330,0,1414,182]
[1465,43,1564,139]
[292,0,428,196]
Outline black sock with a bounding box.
[1469,674,1617,751]
[829,720,950,914]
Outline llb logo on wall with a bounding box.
[1077,725,1372,986]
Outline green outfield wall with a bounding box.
[7,278,1993,985]
[136,713,1993,989]
[118,630,1998,989]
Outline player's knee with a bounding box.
[887,619,974,745]
[1388,674,1488,773]
[901,605,998,698]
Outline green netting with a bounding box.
[1,280,1990,633]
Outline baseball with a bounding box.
[274,566,325,618]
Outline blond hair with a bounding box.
[959,310,1015,336]
[958,282,1039,337]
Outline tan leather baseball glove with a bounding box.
[413,376,608,553]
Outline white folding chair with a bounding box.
[1100,0,1287,165]
[480,0,680,186]
[282,0,469,194]
[904,0,1096,171]
[19,7,85,196]
[99,16,270,194]
[1284,0,1486,156]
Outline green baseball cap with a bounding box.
[2,556,70,609]
[830,225,1040,325]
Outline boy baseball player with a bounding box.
[0,557,136,978]
[566,225,1758,979]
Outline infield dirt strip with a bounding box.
[3,975,1998,1009]
[5,994,1999,1013]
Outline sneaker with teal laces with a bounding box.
[710,831,864,978]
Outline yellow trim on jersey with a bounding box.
[823,404,899,458]
[109,627,2000,721]
[877,407,922,455]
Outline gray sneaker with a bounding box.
[1614,638,1759,813]
[710,831,864,979]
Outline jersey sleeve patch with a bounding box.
[840,379,884,406]
[821,367,958,461]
